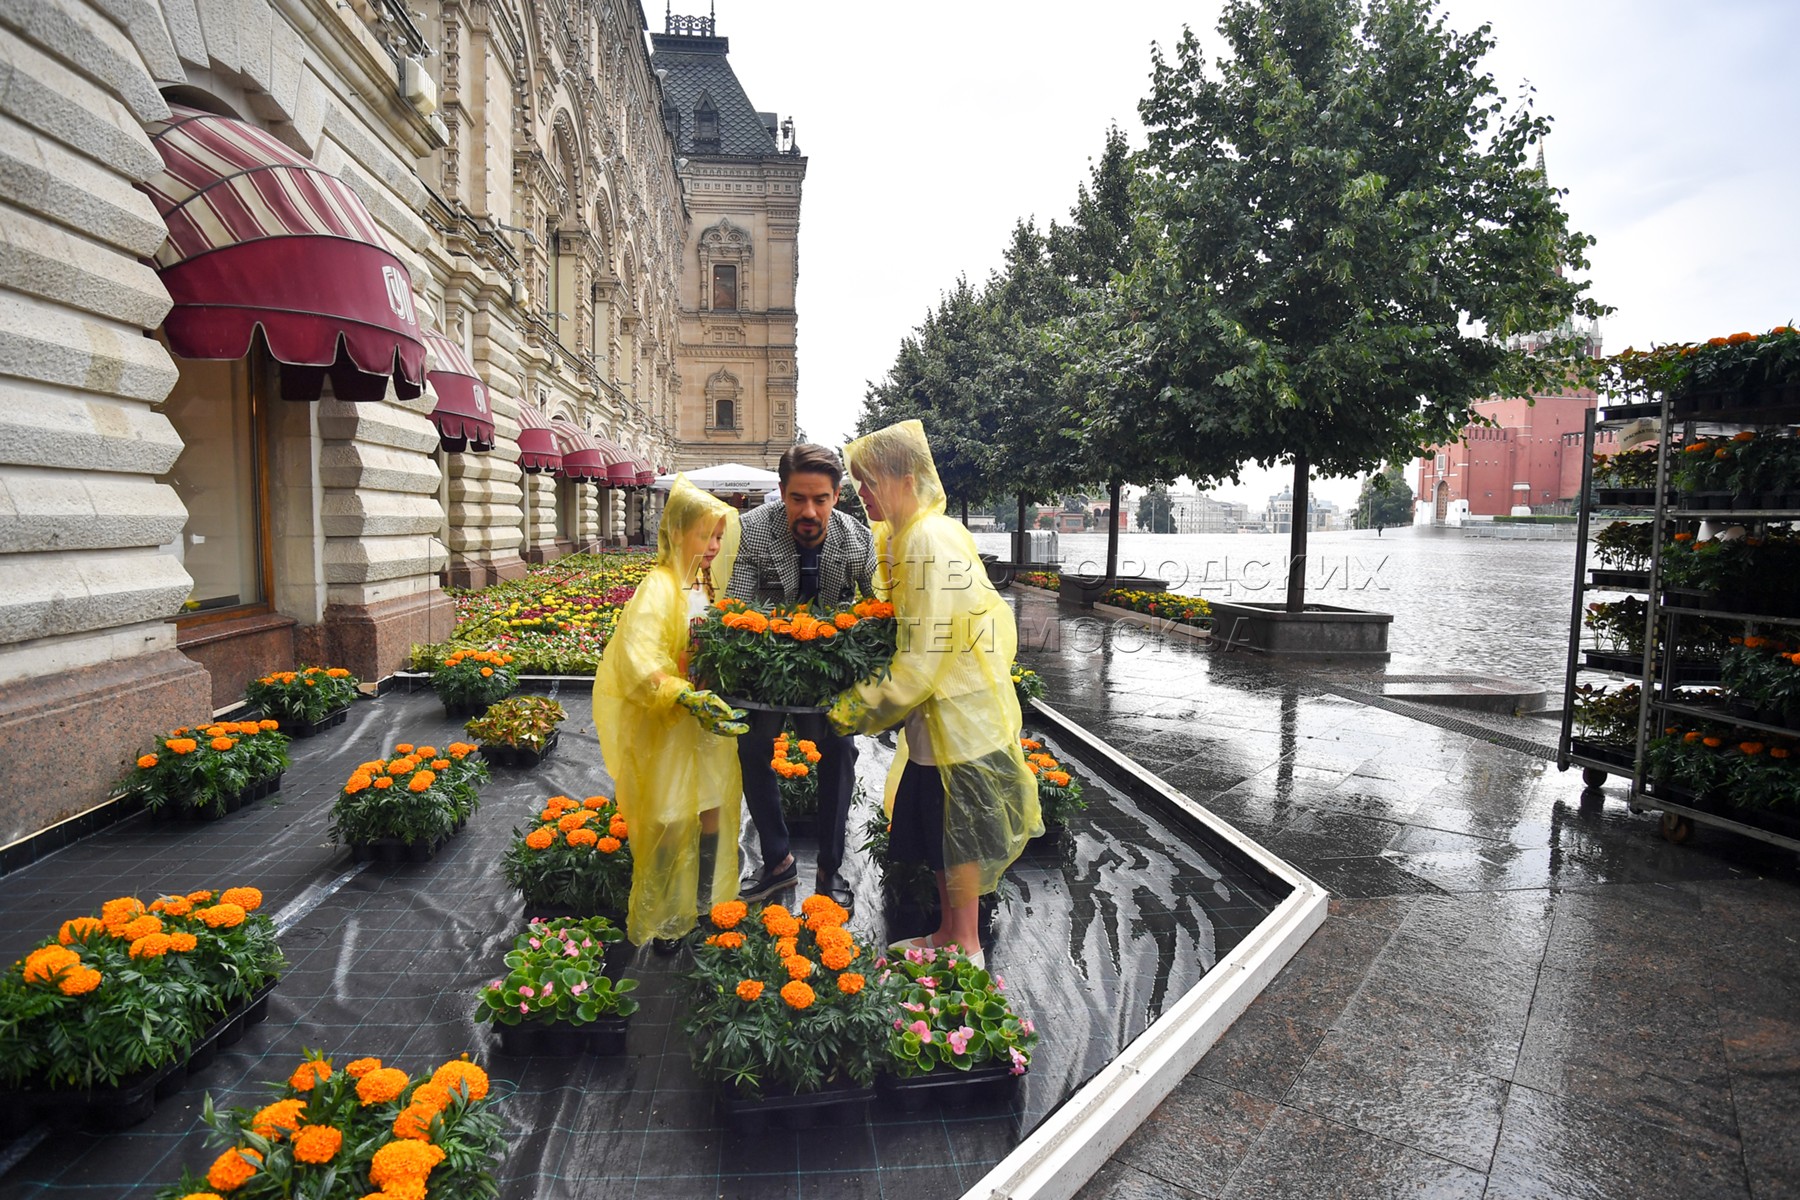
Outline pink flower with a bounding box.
[900,1001,924,1013]
[541,981,554,996]
[487,979,502,989]
[947,1026,975,1055]
[894,1019,905,1030]
[907,1020,933,1044]
[529,937,541,948]
[520,1002,531,1014]
[572,981,589,995]
[1009,1047,1028,1075]
[918,976,937,991]
[565,943,580,956]
[1020,1018,1036,1036]
[994,974,1006,992]
[520,985,535,998]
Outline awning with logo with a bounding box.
[420,326,494,452]
[515,398,562,473]
[139,104,427,403]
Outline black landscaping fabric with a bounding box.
[0,686,1285,1199]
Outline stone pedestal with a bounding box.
[321,590,456,682]
[1208,601,1392,660]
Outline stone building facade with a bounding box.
[651,16,805,470]
[0,0,721,846]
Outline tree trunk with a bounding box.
[1286,455,1309,613]
[961,497,969,526]
[1014,494,1028,564]
[1106,479,1122,581]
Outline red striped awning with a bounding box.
[597,438,638,487]
[421,325,494,452]
[634,459,655,487]
[139,104,426,403]
[550,419,613,481]
[515,398,561,473]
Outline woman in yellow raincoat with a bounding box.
[594,476,749,949]
[827,420,1040,967]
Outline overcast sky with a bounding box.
[710,0,1800,509]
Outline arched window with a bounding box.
[706,368,741,434]
[715,397,735,429]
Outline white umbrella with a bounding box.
[653,462,780,495]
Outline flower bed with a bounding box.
[122,721,291,819]
[154,1053,506,1200]
[1014,570,1061,591]
[330,742,487,859]
[0,886,283,1099]
[1020,736,1086,827]
[1101,588,1212,626]
[465,696,567,767]
[683,897,891,1104]
[691,597,897,709]
[244,666,360,733]
[502,795,632,917]
[478,916,638,1056]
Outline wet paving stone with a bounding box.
[1215,1105,1488,1200]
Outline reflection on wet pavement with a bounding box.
[1010,588,1800,1200]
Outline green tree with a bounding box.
[1126,0,1605,608]
[1136,485,1175,532]
[1354,465,1414,528]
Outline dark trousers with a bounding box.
[737,708,857,879]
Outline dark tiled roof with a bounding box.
[650,32,780,158]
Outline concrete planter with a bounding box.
[1058,574,1168,608]
[1208,601,1392,660]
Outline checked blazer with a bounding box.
[724,503,877,608]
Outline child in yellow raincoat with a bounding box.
[827,420,1040,968]
[594,476,749,949]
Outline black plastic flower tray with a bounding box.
[287,705,351,738]
[494,1016,628,1057]
[481,730,560,769]
[717,1080,875,1134]
[876,1064,1022,1113]
[350,834,448,864]
[0,981,276,1135]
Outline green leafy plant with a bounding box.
[0,885,284,1090]
[329,742,488,848]
[1593,445,1661,490]
[154,1051,506,1200]
[885,943,1038,1079]
[1591,520,1654,573]
[1646,725,1798,811]
[431,649,519,709]
[683,897,894,1099]
[861,800,937,917]
[464,695,566,751]
[1020,734,1087,824]
[1011,664,1046,708]
[1571,683,1640,748]
[476,917,637,1028]
[690,597,898,709]
[501,794,633,916]
[1583,597,1647,655]
[1720,637,1800,726]
[244,665,360,725]
[122,720,291,816]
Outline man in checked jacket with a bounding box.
[724,443,878,911]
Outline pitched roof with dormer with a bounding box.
[650,21,780,158]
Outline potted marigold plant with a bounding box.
[690,597,897,710]
[0,885,284,1129]
[465,695,567,768]
[330,742,488,862]
[432,648,519,716]
[683,897,895,1129]
[501,794,632,918]
[878,942,1039,1111]
[153,1051,507,1200]
[772,727,821,834]
[477,917,639,1056]
[1020,735,1086,833]
[244,665,360,735]
[122,720,291,819]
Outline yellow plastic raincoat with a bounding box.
[594,476,744,945]
[830,420,1040,905]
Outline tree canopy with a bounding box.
[1354,465,1415,528]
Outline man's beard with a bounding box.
[792,518,823,546]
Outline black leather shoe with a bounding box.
[739,857,798,903]
[652,937,683,957]
[815,871,854,913]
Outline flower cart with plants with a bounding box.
[330,742,488,863]
[465,695,567,768]
[878,942,1039,1111]
[1558,324,1800,845]
[432,649,519,717]
[683,897,893,1131]
[501,794,632,919]
[477,916,639,1056]
[121,721,291,820]
[244,665,360,736]
[153,1052,507,1199]
[690,597,897,711]
[0,885,284,1131]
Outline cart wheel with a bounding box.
[1660,813,1692,844]
[1581,767,1609,788]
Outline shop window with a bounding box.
[156,355,268,615]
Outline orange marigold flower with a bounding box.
[776,936,798,958]
[407,771,436,793]
[58,917,105,945]
[290,1059,332,1092]
[23,944,79,984]
[388,759,416,777]
[220,887,263,912]
[837,972,865,995]
[821,945,853,971]
[479,667,494,677]
[1740,742,1766,755]
[566,827,599,848]
[736,979,764,1002]
[186,889,214,903]
[582,795,609,810]
[432,759,450,771]
[168,738,198,754]
[780,981,815,1009]
[137,754,159,770]
[373,777,393,789]
[130,933,173,959]
[1020,738,1042,751]
[169,932,198,952]
[392,1104,436,1141]
[346,1056,383,1078]
[251,1098,308,1140]
[357,1066,411,1106]
[175,1192,225,1200]
[1046,771,1072,787]
[713,931,746,950]
[210,737,236,752]
[814,925,853,950]
[783,955,814,980]
[608,818,629,839]
[415,746,437,759]
[1683,731,1703,743]
[197,903,247,929]
[597,836,621,853]
[156,896,194,917]
[395,743,415,754]
[1772,747,1791,759]
[545,795,577,813]
[291,1124,343,1164]
[760,903,793,930]
[525,827,557,851]
[710,900,748,930]
[1702,736,1723,748]
[835,612,858,630]
[58,966,102,996]
[369,1139,445,1186]
[431,1060,490,1101]
[102,896,144,924]
[122,915,164,940]
[206,1147,262,1191]
[558,812,591,832]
